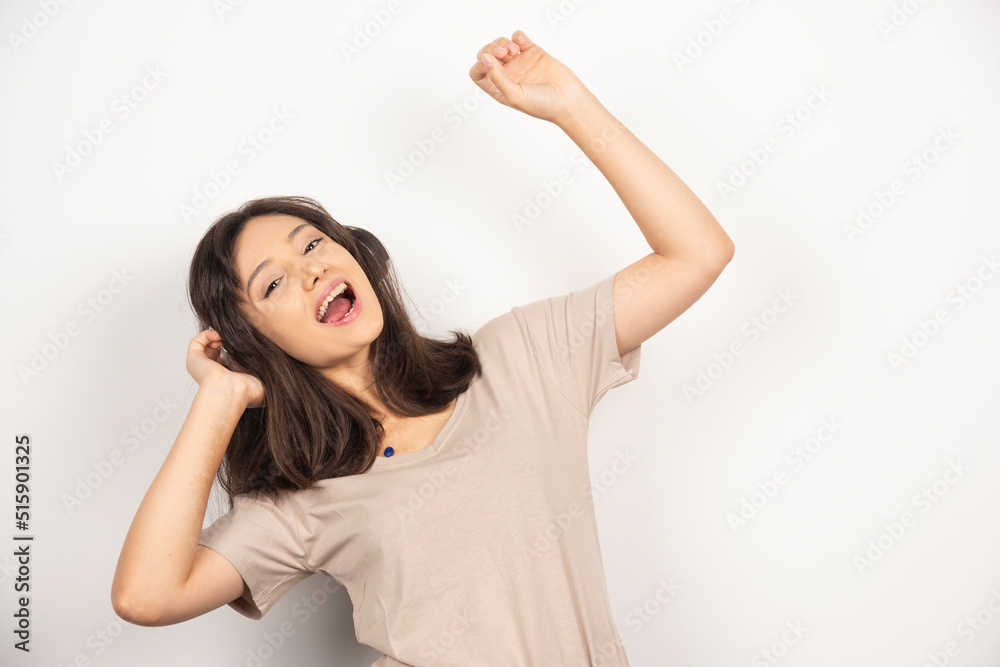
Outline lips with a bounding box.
[316,278,349,320]
[317,280,362,326]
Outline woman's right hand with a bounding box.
[186,329,265,409]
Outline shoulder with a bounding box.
[205,489,302,537]
[472,309,518,344]
[470,275,611,347]
[201,488,312,569]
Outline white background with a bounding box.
[2,0,999,665]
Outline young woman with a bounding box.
[112,30,734,666]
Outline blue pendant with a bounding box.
[384,446,394,457]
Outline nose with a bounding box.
[301,257,327,289]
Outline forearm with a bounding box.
[112,382,246,612]
[555,92,734,263]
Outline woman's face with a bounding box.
[233,214,384,371]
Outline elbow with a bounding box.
[713,226,736,264]
[703,222,735,267]
[703,239,734,274]
[111,588,165,627]
[659,235,734,272]
[111,592,149,626]
[717,239,735,267]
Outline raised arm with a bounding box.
[471,31,735,357]
[111,329,262,626]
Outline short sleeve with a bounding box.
[198,492,313,620]
[510,272,641,417]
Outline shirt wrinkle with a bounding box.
[512,304,588,420]
[197,273,641,666]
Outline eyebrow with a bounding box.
[246,223,311,300]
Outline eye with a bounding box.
[263,237,323,298]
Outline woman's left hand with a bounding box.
[469,30,592,126]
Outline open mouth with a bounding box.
[317,282,357,324]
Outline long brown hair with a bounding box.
[187,196,481,507]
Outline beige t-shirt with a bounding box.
[199,272,642,666]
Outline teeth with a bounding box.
[317,282,349,321]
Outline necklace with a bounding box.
[383,416,402,457]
